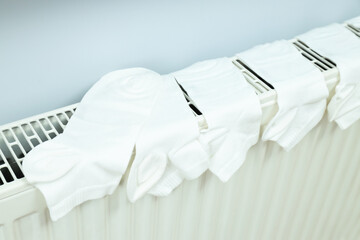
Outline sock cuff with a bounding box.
[276,101,327,151]
[209,135,257,182]
[37,178,120,221]
[148,171,183,197]
[335,107,360,129]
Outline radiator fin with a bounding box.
[0,225,5,240]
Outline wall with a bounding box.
[0,0,359,124]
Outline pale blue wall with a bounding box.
[0,0,359,124]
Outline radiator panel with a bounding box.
[0,116,359,240]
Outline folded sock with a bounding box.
[177,58,262,182]
[126,75,206,202]
[23,68,163,221]
[298,24,360,129]
[147,163,184,197]
[206,89,262,181]
[334,82,360,129]
[149,57,262,195]
[237,40,329,151]
[148,126,225,196]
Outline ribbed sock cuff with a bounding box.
[148,171,183,197]
[37,178,120,221]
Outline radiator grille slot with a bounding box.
[292,40,337,70]
[176,79,202,116]
[347,24,360,37]
[0,107,76,186]
[232,59,274,94]
[233,40,336,94]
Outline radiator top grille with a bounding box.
[0,107,76,187]
[347,23,360,37]
[292,40,337,70]
[232,59,274,94]
[232,40,337,94]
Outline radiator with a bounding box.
[1,37,360,240]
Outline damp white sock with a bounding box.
[22,68,163,221]
[126,75,207,202]
[149,57,262,195]
[237,40,329,151]
[298,24,360,129]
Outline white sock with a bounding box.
[298,24,360,129]
[23,68,163,221]
[147,127,225,196]
[126,75,207,203]
[149,57,262,196]
[237,40,329,151]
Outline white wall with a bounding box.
[0,0,359,124]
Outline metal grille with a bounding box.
[232,58,274,94]
[0,106,76,186]
[232,40,337,95]
[347,23,360,37]
[292,40,337,71]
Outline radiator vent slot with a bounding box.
[232,59,274,94]
[176,79,203,116]
[233,40,336,95]
[347,24,360,37]
[0,107,76,186]
[292,40,337,71]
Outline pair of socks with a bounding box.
[126,75,206,202]
[298,24,360,129]
[237,40,329,151]
[148,57,262,198]
[23,68,163,220]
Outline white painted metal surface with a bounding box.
[1,38,359,240]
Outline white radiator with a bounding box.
[1,37,360,240]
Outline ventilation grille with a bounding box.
[0,106,76,187]
[232,59,274,94]
[233,40,337,94]
[292,40,337,71]
[176,80,202,116]
[347,23,360,37]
